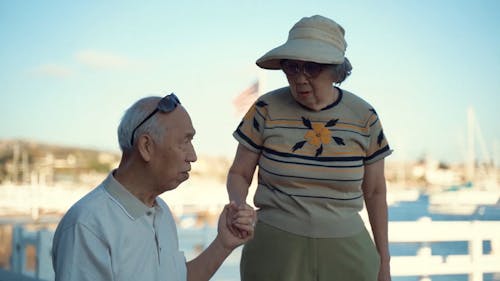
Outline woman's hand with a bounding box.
[224,201,256,239]
[218,202,256,250]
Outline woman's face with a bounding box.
[282,60,336,111]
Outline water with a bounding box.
[179,226,241,281]
[389,194,500,222]
[177,193,500,281]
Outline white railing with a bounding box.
[389,219,500,281]
[2,219,500,281]
[8,225,54,281]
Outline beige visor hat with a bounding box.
[256,15,347,69]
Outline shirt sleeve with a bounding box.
[364,111,392,165]
[233,100,268,153]
[53,223,113,281]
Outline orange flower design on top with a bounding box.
[291,117,343,157]
[304,123,332,146]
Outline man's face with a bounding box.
[151,106,197,191]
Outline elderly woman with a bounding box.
[227,15,392,281]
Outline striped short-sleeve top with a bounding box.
[233,86,392,238]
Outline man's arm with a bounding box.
[53,223,113,281]
[185,203,255,281]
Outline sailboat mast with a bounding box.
[466,107,475,183]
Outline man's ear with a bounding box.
[137,134,154,162]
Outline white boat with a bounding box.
[429,187,500,215]
[386,188,421,206]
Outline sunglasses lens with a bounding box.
[130,93,180,146]
[282,61,299,76]
[304,63,322,78]
[282,61,322,78]
[158,94,180,112]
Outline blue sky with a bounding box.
[1,0,499,164]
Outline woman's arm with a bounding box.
[362,159,391,281]
[226,144,260,206]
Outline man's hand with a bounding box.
[187,203,257,280]
[217,202,256,250]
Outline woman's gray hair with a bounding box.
[117,96,166,152]
[330,57,352,84]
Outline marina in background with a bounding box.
[0,108,499,281]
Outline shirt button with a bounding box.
[146,211,152,216]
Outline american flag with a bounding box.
[233,80,259,116]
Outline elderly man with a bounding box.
[52,93,256,281]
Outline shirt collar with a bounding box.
[320,87,343,111]
[103,171,162,220]
[289,86,343,111]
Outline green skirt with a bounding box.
[241,221,380,281]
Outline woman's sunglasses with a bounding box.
[280,60,327,78]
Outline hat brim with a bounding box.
[256,39,345,70]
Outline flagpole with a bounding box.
[232,77,260,117]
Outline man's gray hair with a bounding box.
[330,57,352,85]
[117,96,166,152]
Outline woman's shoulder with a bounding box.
[338,88,379,121]
[256,87,297,115]
[259,86,290,101]
[339,88,373,110]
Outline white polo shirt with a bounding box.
[52,172,187,281]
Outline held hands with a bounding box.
[227,201,256,239]
[217,201,256,250]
